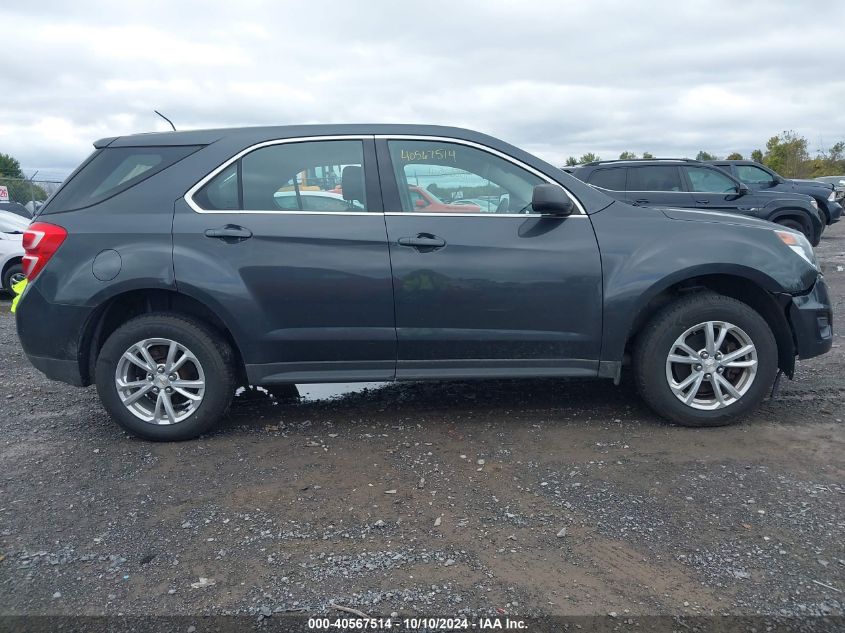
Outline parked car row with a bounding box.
[565,158,842,245]
[14,125,832,441]
[0,209,27,293]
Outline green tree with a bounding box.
[579,152,600,164]
[0,153,23,179]
[695,150,717,161]
[0,152,47,204]
[763,130,809,177]
[750,149,764,163]
[726,152,743,160]
[806,141,845,177]
[564,156,579,166]
[619,151,637,160]
[641,151,654,159]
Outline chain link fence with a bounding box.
[0,176,63,213]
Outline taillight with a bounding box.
[22,222,67,281]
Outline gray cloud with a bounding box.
[2,0,843,179]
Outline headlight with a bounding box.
[776,229,819,269]
[828,190,836,202]
[809,198,819,209]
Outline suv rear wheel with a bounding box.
[633,293,777,427]
[95,313,236,441]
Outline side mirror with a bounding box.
[532,184,574,216]
[415,198,426,208]
[737,183,751,196]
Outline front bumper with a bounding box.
[821,200,842,224]
[788,275,833,359]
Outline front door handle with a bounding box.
[204,224,253,242]
[634,198,650,204]
[397,233,446,251]
[695,199,710,204]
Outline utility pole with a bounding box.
[28,170,39,213]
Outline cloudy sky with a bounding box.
[3,0,844,181]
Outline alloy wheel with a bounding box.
[9,271,26,286]
[114,338,206,425]
[665,321,758,410]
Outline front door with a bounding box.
[681,165,755,213]
[173,137,396,384]
[377,137,603,379]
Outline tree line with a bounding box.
[0,152,49,204]
[563,131,845,179]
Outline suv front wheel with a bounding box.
[95,313,236,440]
[633,293,778,427]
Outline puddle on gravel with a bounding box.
[295,382,389,402]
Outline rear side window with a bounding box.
[192,140,367,212]
[588,168,626,190]
[45,146,200,212]
[628,166,682,191]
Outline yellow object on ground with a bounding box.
[10,278,27,313]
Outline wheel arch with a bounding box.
[622,270,796,378]
[78,288,246,386]
[767,208,821,244]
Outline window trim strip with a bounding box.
[184,133,586,216]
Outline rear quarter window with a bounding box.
[43,145,201,212]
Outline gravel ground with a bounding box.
[0,222,843,625]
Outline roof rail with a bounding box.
[584,157,700,166]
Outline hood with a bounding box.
[793,178,833,190]
[751,188,814,204]
[660,207,777,231]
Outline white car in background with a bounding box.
[273,190,364,211]
[0,210,28,293]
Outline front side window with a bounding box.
[735,164,774,185]
[684,166,738,193]
[387,140,544,213]
[588,168,626,191]
[192,140,367,212]
[627,166,682,192]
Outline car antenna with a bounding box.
[154,110,177,131]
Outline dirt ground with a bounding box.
[0,222,843,626]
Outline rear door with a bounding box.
[173,136,396,384]
[625,165,694,208]
[585,166,627,200]
[377,136,603,379]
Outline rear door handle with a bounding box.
[634,198,650,204]
[397,234,446,251]
[204,224,253,242]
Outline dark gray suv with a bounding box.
[16,125,833,440]
[568,158,825,245]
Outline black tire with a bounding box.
[775,218,814,242]
[2,263,24,293]
[95,313,236,441]
[633,293,778,427]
